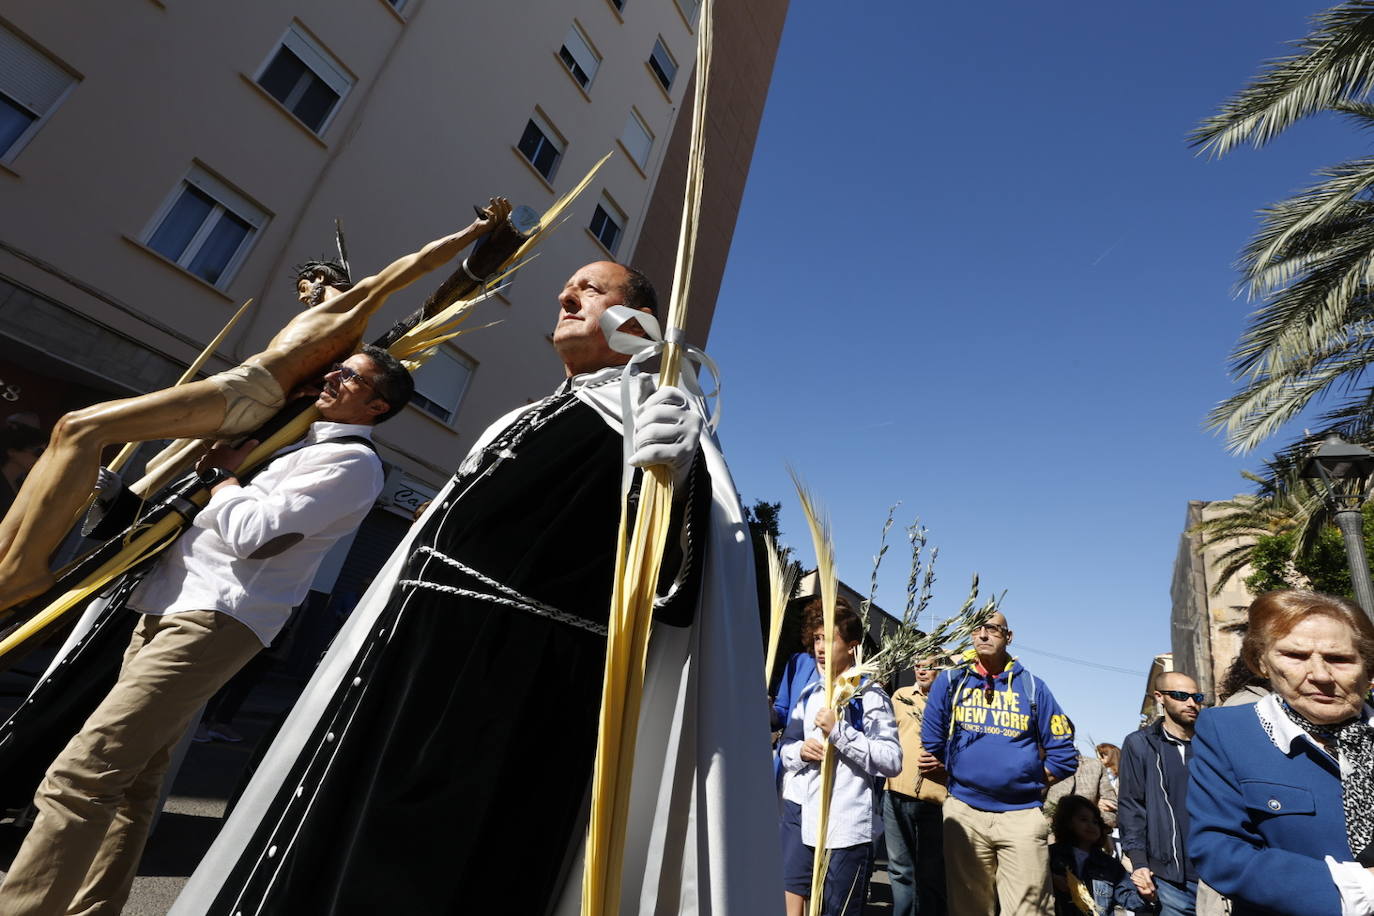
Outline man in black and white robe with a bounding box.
[171,261,783,915]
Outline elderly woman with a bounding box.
[1189,590,1374,916]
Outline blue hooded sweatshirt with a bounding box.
[920,657,1078,811]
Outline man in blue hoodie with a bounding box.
[920,612,1078,916]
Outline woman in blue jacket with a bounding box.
[1188,590,1374,916]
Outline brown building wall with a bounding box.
[631,0,791,349]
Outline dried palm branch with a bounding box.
[105,297,257,477]
[509,152,613,269]
[764,533,801,687]
[789,468,839,916]
[580,4,713,913]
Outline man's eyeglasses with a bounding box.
[329,363,374,391]
[971,624,1006,637]
[1158,689,1205,704]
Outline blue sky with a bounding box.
[708,1,1355,749]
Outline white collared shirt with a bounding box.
[131,421,385,646]
[1254,693,1374,916]
[780,681,903,848]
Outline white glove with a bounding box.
[93,466,123,504]
[629,385,702,486]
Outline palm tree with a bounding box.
[1191,471,1320,594]
[1194,2,1374,453]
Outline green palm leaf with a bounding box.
[1192,2,1374,157]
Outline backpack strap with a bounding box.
[328,434,378,454]
[244,433,379,483]
[945,665,975,741]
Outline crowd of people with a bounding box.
[0,206,1370,915]
[771,589,1374,916]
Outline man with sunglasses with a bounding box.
[1118,671,1206,916]
[0,346,412,916]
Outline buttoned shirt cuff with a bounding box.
[195,482,243,522]
[1325,856,1374,916]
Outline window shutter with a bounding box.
[0,26,73,115]
[562,25,599,85]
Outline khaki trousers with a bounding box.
[942,794,1052,916]
[0,611,261,916]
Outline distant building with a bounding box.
[1135,652,1173,727]
[1167,499,1258,704]
[0,0,789,598]
[766,570,917,691]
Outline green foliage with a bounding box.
[1242,502,1374,596]
[1195,3,1374,454]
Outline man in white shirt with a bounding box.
[0,344,412,916]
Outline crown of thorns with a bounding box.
[293,259,353,291]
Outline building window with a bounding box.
[143,166,267,288]
[674,0,701,26]
[648,38,677,92]
[620,109,653,170]
[255,25,352,134]
[411,348,473,425]
[589,196,625,255]
[387,0,409,11]
[0,24,77,162]
[559,23,600,91]
[608,0,625,10]
[517,112,564,182]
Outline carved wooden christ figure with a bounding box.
[0,198,512,613]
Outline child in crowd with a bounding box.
[1049,794,1154,916]
[779,598,902,916]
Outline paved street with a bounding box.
[0,660,301,915]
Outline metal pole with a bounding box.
[1333,506,1374,622]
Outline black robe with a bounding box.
[204,393,704,915]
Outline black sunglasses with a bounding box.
[1158,689,1205,704]
[329,363,375,391]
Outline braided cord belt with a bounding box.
[398,544,606,637]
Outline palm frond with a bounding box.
[1235,158,1374,320]
[1207,333,1374,452]
[1334,98,1374,131]
[1190,474,1324,594]
[1191,2,1374,157]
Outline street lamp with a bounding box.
[1300,434,1374,619]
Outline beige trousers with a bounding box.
[942,794,1052,916]
[0,610,261,916]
